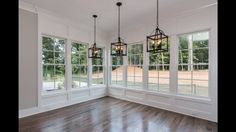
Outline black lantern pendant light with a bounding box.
[147,0,169,53]
[111,2,127,56]
[88,15,102,59]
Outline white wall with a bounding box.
[108,4,217,122]
[19,9,38,109]
[19,2,108,118]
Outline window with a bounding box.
[178,31,209,97]
[148,39,170,92]
[111,56,124,86]
[92,48,104,86]
[71,42,88,88]
[127,43,143,89]
[42,36,66,92]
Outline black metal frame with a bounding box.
[147,27,169,53]
[88,45,102,59]
[146,0,169,53]
[88,15,102,59]
[111,37,127,56]
[110,2,127,56]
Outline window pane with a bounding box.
[55,65,65,90]
[149,77,158,84]
[127,76,135,87]
[148,66,158,78]
[159,78,169,92]
[72,43,79,53]
[149,83,158,91]
[135,66,143,76]
[178,31,209,97]
[149,53,158,65]
[55,52,65,64]
[178,65,191,79]
[112,56,123,65]
[127,66,135,76]
[111,75,117,85]
[98,66,104,84]
[92,58,103,65]
[193,40,208,49]
[79,54,87,65]
[134,77,142,88]
[178,50,189,64]
[193,65,208,80]
[92,66,103,85]
[71,53,79,64]
[159,67,169,78]
[179,35,188,50]
[192,80,208,97]
[80,66,88,87]
[192,32,209,42]
[72,65,79,88]
[43,65,54,91]
[116,76,123,85]
[193,49,208,64]
[79,43,87,51]
[178,79,192,95]
[42,51,54,64]
[54,39,65,52]
[116,66,123,76]
[42,36,54,51]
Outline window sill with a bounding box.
[175,94,212,104]
[109,85,125,89]
[68,88,89,93]
[146,90,172,97]
[90,85,106,89]
[125,88,145,92]
[42,90,67,97]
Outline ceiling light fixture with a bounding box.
[88,15,102,59]
[111,2,127,56]
[146,0,169,53]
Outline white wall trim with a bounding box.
[19,94,107,118]
[109,94,216,122]
[19,1,37,13]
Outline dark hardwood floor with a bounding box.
[19,97,217,132]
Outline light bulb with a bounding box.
[154,39,161,45]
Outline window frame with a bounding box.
[147,40,170,93]
[91,47,105,86]
[126,42,144,89]
[71,40,89,89]
[110,56,124,87]
[41,34,67,94]
[177,30,210,98]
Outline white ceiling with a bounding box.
[20,0,217,33]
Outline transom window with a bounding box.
[178,31,209,97]
[42,36,66,92]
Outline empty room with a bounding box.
[19,0,218,131]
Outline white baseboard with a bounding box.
[109,94,216,122]
[19,93,216,123]
[19,94,107,118]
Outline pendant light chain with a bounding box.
[156,0,159,27]
[146,0,169,53]
[118,3,121,41]
[94,15,96,46]
[111,2,127,56]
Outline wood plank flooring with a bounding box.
[19,97,217,132]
